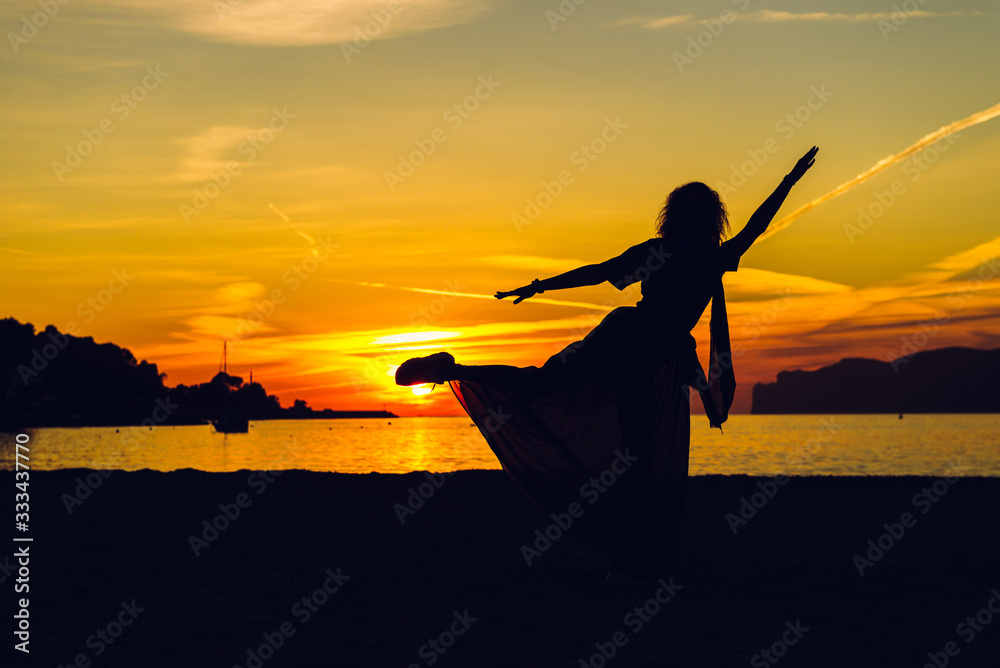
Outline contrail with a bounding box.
[337,102,1000,313]
[329,279,614,312]
[269,202,319,249]
[757,101,1000,242]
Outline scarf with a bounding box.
[691,277,736,432]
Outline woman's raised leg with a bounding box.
[396,350,580,397]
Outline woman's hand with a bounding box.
[495,284,536,304]
[785,146,818,184]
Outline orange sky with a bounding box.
[2,0,999,415]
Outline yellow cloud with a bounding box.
[175,125,259,182]
[622,10,984,29]
[371,331,462,345]
[754,10,983,22]
[94,0,493,46]
[725,268,852,299]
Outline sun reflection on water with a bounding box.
[2,414,998,476]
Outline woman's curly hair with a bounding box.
[655,182,730,246]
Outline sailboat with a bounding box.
[211,340,250,433]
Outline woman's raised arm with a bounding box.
[727,146,818,260]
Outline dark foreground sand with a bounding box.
[12,470,1000,667]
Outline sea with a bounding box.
[2,414,998,476]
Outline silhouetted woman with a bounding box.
[396,147,818,582]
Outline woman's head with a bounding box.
[656,182,729,246]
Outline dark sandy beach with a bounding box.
[13,470,1000,667]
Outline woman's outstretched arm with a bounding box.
[727,146,818,260]
[495,264,606,304]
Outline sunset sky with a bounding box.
[2,0,998,415]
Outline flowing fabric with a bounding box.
[450,239,739,568]
[697,279,737,431]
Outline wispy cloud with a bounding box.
[175,125,258,182]
[619,9,984,29]
[91,0,493,46]
[753,10,980,22]
[0,233,36,255]
[612,15,693,29]
[725,268,851,300]
[327,278,615,311]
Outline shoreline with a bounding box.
[6,411,999,430]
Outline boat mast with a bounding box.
[219,339,228,375]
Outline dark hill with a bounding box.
[751,346,1000,413]
[0,318,395,428]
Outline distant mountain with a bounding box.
[0,318,395,428]
[751,346,1000,414]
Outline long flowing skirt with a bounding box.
[449,306,697,570]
